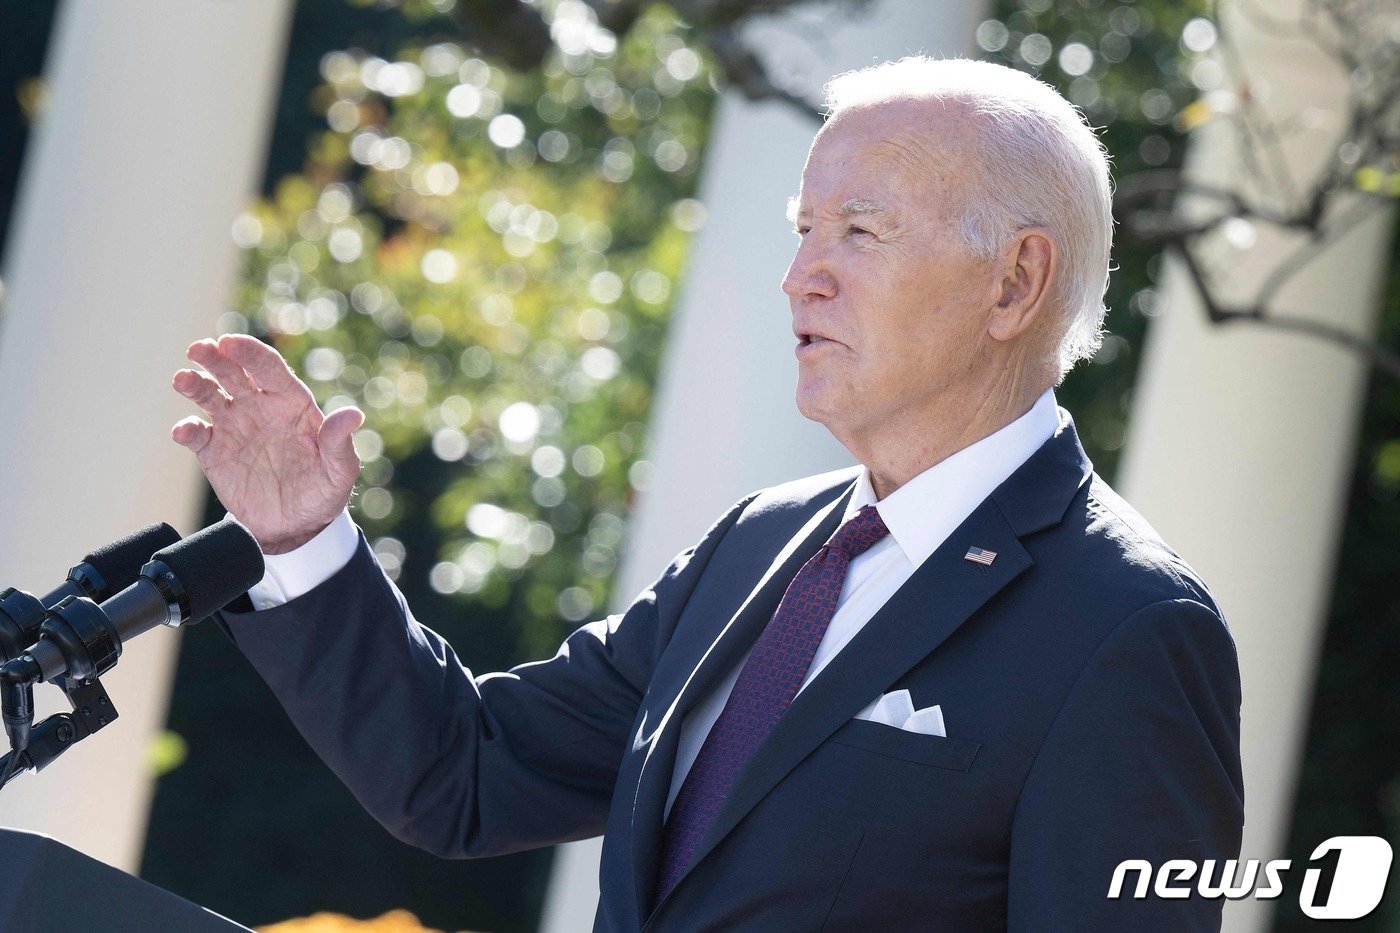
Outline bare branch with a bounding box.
[1252,195,1390,308]
[703,26,823,123]
[1166,241,1400,380]
[1118,0,1400,380]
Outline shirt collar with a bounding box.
[843,388,1061,568]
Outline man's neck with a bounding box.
[848,385,1050,500]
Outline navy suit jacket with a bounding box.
[217,410,1244,931]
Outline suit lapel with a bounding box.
[628,478,856,920]
[662,496,1032,904]
[644,480,857,737]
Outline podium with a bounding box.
[0,828,251,932]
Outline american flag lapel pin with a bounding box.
[964,546,997,566]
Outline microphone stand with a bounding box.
[1,581,124,788]
[0,516,263,790]
[0,679,120,789]
[0,654,120,790]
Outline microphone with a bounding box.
[25,517,265,684]
[0,523,182,663]
[42,522,184,606]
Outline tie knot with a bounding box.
[826,504,889,559]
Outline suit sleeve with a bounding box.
[1006,597,1245,932]
[214,493,756,859]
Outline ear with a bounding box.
[988,227,1056,343]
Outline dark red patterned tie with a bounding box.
[653,504,890,908]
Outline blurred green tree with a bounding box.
[229,2,719,659]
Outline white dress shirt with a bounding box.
[246,506,360,610]
[245,389,1061,822]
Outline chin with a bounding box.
[795,385,843,429]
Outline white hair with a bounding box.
[824,56,1114,380]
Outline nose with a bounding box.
[781,238,836,301]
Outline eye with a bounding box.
[793,225,811,237]
[848,225,875,238]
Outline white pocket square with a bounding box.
[854,689,946,737]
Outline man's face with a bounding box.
[783,101,998,444]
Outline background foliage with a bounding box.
[223,1,718,657]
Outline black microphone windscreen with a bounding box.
[150,517,266,621]
[82,523,183,596]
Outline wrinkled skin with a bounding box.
[783,99,1059,499]
[170,334,364,554]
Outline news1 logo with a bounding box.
[1108,836,1393,919]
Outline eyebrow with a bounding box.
[786,196,889,224]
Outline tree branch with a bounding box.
[1118,0,1400,380]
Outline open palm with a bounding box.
[171,334,365,554]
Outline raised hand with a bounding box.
[171,334,365,554]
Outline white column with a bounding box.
[538,2,989,929]
[1115,3,1394,930]
[0,0,292,873]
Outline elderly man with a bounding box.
[173,58,1243,931]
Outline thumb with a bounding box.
[319,406,366,465]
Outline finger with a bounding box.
[319,406,366,466]
[172,368,232,415]
[217,334,304,396]
[171,416,213,454]
[187,338,254,396]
